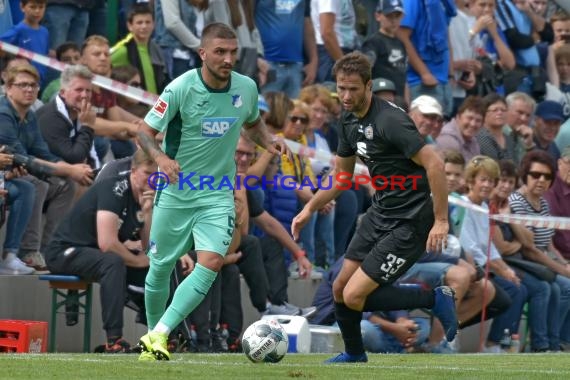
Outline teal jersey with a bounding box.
[144,69,260,208]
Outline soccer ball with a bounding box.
[242,319,288,363]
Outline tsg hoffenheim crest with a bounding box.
[232,94,243,108]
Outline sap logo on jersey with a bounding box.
[275,0,301,14]
[201,117,238,137]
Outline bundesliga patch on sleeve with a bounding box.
[152,98,169,119]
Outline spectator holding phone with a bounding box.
[464,0,516,97]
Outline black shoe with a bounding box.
[93,344,106,353]
[210,329,229,352]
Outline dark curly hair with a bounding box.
[520,150,556,187]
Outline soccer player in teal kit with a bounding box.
[136,22,287,361]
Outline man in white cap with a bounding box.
[409,95,444,143]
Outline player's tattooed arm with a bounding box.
[137,128,163,161]
[244,117,292,158]
[243,117,273,149]
[136,122,181,182]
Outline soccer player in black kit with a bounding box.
[292,52,458,363]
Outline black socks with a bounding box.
[334,302,364,355]
[335,286,436,355]
[363,285,435,312]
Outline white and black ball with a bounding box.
[242,319,288,363]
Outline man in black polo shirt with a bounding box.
[292,52,457,363]
[44,149,155,353]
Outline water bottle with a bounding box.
[220,323,229,342]
[190,325,197,344]
[509,334,520,353]
[500,329,512,350]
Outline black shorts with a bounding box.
[345,201,434,285]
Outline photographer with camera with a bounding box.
[0,64,93,272]
[496,0,551,99]
[0,146,36,275]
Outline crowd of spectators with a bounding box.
[0,0,569,353]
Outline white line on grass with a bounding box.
[7,354,570,376]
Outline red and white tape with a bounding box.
[289,144,570,230]
[1,43,367,170]
[0,41,158,106]
[285,140,370,176]
[448,196,570,230]
[5,42,570,229]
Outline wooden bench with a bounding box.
[38,275,93,352]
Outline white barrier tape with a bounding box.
[491,213,570,230]
[6,41,570,229]
[1,42,366,172]
[0,42,158,106]
[448,196,570,230]
[283,140,369,176]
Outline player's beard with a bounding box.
[205,62,232,83]
[352,92,369,115]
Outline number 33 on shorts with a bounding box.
[380,253,406,275]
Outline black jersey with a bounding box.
[95,157,132,183]
[337,97,431,219]
[361,32,407,97]
[50,175,143,247]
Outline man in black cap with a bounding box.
[531,100,565,161]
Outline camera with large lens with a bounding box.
[3,146,52,180]
[11,151,31,167]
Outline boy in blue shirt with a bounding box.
[0,0,50,86]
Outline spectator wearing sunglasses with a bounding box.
[276,100,335,269]
[509,150,570,351]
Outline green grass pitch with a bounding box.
[1,353,569,379]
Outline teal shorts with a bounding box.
[148,204,235,264]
